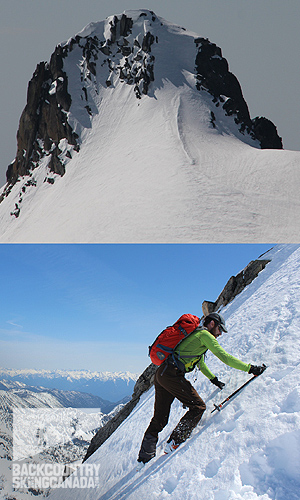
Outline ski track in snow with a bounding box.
[45,245,300,500]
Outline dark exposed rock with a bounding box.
[97,14,156,98]
[121,45,132,57]
[194,38,282,149]
[109,14,133,43]
[119,13,134,38]
[142,32,155,52]
[100,45,111,56]
[195,39,241,99]
[1,45,79,204]
[202,258,271,315]
[251,117,283,149]
[201,301,216,316]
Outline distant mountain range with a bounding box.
[0,374,129,500]
[0,368,138,402]
[0,379,122,413]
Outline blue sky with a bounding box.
[0,244,271,373]
[1,0,300,186]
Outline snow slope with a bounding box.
[0,10,299,243]
[46,244,300,500]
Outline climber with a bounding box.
[137,312,265,467]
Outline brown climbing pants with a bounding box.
[138,363,206,463]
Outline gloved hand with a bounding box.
[211,377,225,389]
[249,364,266,376]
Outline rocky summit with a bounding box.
[3,10,281,194]
[0,10,298,243]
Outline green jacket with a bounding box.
[174,328,251,378]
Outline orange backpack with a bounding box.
[149,314,200,366]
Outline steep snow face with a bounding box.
[0,10,298,243]
[47,244,300,500]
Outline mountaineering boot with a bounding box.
[137,432,158,464]
[136,461,145,472]
[164,439,180,454]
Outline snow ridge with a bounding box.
[0,10,297,243]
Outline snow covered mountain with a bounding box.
[43,244,300,500]
[0,379,118,412]
[0,9,298,243]
[0,380,126,500]
[0,369,138,402]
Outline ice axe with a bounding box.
[211,364,267,413]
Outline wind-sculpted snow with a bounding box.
[47,245,300,500]
[0,10,298,243]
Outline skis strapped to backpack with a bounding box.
[149,314,200,366]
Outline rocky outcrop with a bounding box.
[195,38,250,125]
[194,38,282,149]
[98,12,156,98]
[202,258,271,315]
[3,46,79,193]
[83,363,157,462]
[251,117,283,149]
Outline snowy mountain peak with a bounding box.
[2,9,281,193]
[0,11,297,244]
